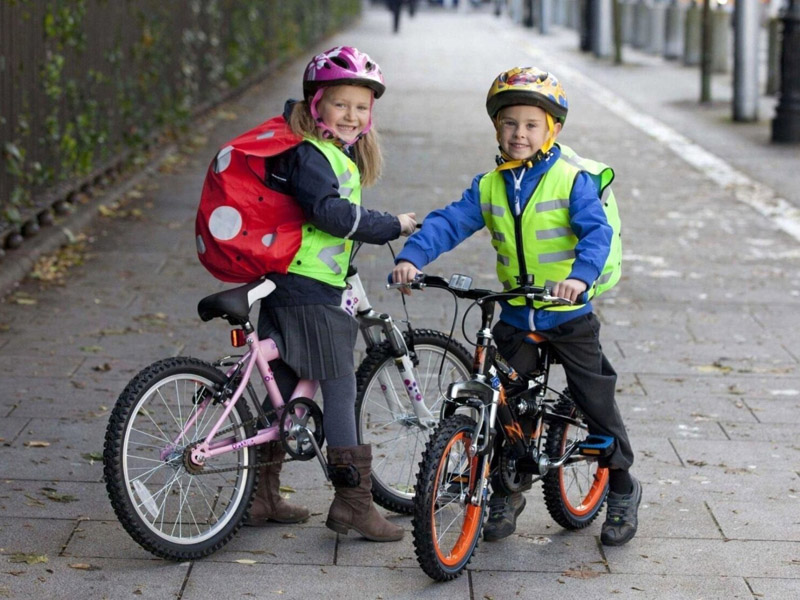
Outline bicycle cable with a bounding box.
[386,241,462,401]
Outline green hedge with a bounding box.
[0,0,360,239]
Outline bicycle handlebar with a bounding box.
[387,273,583,306]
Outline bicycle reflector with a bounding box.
[230,329,246,347]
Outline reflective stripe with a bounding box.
[536,226,572,240]
[256,130,276,140]
[539,249,575,263]
[344,205,361,240]
[481,202,505,216]
[501,279,513,290]
[338,169,354,198]
[318,244,346,275]
[597,270,613,284]
[492,231,506,243]
[497,254,510,266]
[535,198,570,212]
[559,153,581,170]
[544,279,558,289]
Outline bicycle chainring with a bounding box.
[493,445,533,495]
[279,397,325,461]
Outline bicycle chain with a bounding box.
[186,416,294,476]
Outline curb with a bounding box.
[0,145,178,301]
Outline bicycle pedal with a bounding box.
[578,435,615,457]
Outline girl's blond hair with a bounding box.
[288,97,383,187]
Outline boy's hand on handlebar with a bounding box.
[397,213,417,236]
[391,260,422,295]
[552,278,587,304]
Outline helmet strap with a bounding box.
[309,86,375,149]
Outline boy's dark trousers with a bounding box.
[493,313,633,471]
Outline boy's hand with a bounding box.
[397,213,417,236]
[391,260,422,295]
[552,278,587,303]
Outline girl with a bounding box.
[246,46,415,543]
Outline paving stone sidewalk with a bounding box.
[1,4,798,599]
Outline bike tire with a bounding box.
[542,400,609,530]
[103,357,258,560]
[412,414,485,582]
[355,329,472,514]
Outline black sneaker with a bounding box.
[601,476,642,546]
[483,492,526,542]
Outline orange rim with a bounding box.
[431,431,482,567]
[559,423,609,517]
[560,465,608,516]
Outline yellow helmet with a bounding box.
[486,67,568,124]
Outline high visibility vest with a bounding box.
[479,145,621,309]
[288,137,362,288]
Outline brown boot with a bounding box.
[325,445,404,542]
[245,442,309,525]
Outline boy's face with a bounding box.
[497,105,561,161]
[316,85,373,143]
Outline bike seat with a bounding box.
[197,279,276,325]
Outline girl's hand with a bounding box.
[552,278,587,303]
[397,213,417,236]
[392,260,422,295]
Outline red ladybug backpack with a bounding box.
[195,115,306,283]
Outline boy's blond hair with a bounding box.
[288,100,382,187]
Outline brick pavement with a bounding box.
[1,4,798,599]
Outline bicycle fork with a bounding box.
[351,270,435,425]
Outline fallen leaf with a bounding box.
[68,563,100,571]
[282,533,296,539]
[9,553,48,565]
[234,559,257,565]
[24,441,50,448]
[278,485,296,493]
[23,494,46,507]
[13,297,37,305]
[41,489,78,503]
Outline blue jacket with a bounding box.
[395,145,612,331]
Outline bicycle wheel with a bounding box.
[542,401,609,529]
[103,357,257,560]
[412,415,485,581]
[356,329,472,514]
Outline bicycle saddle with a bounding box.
[197,279,276,325]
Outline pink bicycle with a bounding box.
[103,261,470,560]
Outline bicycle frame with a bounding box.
[413,274,595,506]
[177,330,319,467]
[344,266,436,425]
[178,265,441,472]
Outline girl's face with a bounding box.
[316,85,374,143]
[497,105,561,160]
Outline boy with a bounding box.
[392,67,640,546]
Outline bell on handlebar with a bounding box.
[448,274,473,292]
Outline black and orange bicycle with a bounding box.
[391,274,613,581]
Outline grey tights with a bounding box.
[267,359,357,449]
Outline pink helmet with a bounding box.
[303,46,385,143]
[303,46,386,99]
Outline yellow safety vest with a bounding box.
[479,145,621,309]
[288,138,362,288]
